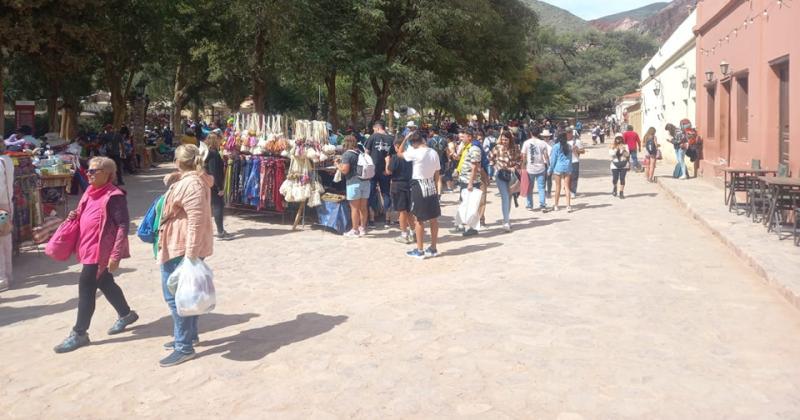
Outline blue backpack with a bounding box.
[137,195,164,244]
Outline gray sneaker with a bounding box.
[54,331,90,353]
[108,311,139,335]
[159,350,196,367]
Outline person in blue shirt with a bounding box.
[548,131,573,212]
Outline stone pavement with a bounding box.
[2,142,800,419]
[656,167,800,310]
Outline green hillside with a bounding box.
[518,0,589,33]
[591,2,669,24]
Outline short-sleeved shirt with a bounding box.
[342,150,361,184]
[459,145,483,185]
[568,139,583,163]
[403,147,440,180]
[388,155,413,191]
[622,131,640,153]
[521,137,550,174]
[365,133,394,175]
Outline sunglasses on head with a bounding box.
[87,168,105,175]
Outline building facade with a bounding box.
[641,10,697,165]
[696,0,798,175]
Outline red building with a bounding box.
[695,0,798,175]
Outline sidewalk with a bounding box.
[656,168,800,310]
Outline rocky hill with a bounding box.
[637,0,697,41]
[518,0,588,34]
[590,3,669,32]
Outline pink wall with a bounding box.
[696,0,799,175]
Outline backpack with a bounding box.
[429,136,447,159]
[356,151,375,180]
[138,195,165,244]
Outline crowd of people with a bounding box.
[44,114,702,367]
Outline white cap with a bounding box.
[406,121,417,128]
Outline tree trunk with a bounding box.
[252,30,268,115]
[369,75,391,127]
[387,102,395,133]
[325,69,338,130]
[350,77,361,130]
[46,93,59,134]
[106,66,126,129]
[0,64,5,137]
[171,61,190,132]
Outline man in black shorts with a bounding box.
[386,137,415,244]
[397,132,441,259]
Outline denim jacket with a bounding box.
[548,142,572,174]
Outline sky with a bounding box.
[539,0,665,21]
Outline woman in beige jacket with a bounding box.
[158,144,214,367]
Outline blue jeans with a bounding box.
[676,148,688,177]
[631,151,640,170]
[496,178,511,224]
[526,172,546,208]
[161,257,199,355]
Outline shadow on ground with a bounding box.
[91,312,260,346]
[196,312,348,362]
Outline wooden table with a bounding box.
[756,176,800,236]
[720,167,777,211]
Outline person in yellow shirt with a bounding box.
[180,129,198,147]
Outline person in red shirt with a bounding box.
[622,125,642,172]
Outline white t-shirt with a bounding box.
[404,146,440,180]
[521,137,550,174]
[568,139,583,163]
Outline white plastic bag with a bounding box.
[456,188,483,230]
[170,258,216,316]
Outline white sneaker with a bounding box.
[343,230,359,238]
[680,175,688,180]
[358,228,367,237]
[503,223,511,232]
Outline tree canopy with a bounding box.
[0,0,657,137]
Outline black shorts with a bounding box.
[391,184,411,212]
[410,179,441,222]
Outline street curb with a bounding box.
[656,177,800,311]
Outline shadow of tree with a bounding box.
[442,242,503,257]
[196,312,348,362]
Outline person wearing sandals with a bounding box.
[158,144,215,367]
[336,135,369,238]
[386,136,416,244]
[610,135,631,199]
[54,157,138,353]
[397,132,441,259]
[489,131,521,232]
[548,131,573,212]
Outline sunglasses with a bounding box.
[87,168,105,175]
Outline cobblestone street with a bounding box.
[2,142,800,418]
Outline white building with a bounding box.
[640,9,697,164]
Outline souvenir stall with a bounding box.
[7,146,78,254]
[221,113,292,218]
[279,120,329,230]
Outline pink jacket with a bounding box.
[76,183,130,277]
[158,171,214,264]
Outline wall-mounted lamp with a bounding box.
[682,79,689,89]
[689,75,697,90]
[720,60,730,76]
[705,70,714,82]
[653,87,661,96]
[648,65,657,78]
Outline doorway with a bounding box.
[719,80,732,165]
[777,63,790,165]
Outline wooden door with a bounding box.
[720,81,731,164]
[778,64,790,165]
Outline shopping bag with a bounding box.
[170,258,216,316]
[45,218,80,261]
[457,188,483,230]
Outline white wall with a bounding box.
[640,10,697,164]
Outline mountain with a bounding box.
[518,0,588,33]
[637,0,697,41]
[590,3,669,32]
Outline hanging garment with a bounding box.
[244,157,261,207]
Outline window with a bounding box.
[737,75,749,141]
[707,87,716,138]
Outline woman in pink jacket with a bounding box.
[158,144,214,367]
[54,157,138,353]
